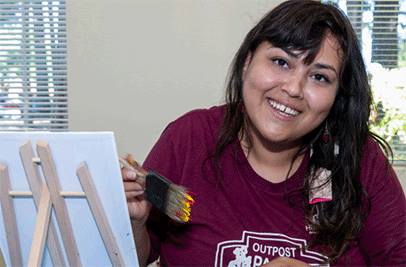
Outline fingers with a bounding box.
[122,168,136,181]
[123,171,144,200]
[127,197,151,223]
[121,153,146,197]
[124,180,144,199]
[126,190,145,199]
[124,181,144,191]
[126,154,135,162]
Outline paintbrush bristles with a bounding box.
[165,184,194,222]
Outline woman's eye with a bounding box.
[313,74,331,83]
[272,58,289,68]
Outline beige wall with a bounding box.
[66,0,406,188]
[67,0,280,161]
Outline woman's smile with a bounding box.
[268,99,301,118]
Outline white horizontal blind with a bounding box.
[0,1,68,131]
[323,0,406,162]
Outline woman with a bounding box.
[122,0,406,266]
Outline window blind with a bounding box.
[0,1,67,131]
[323,0,406,162]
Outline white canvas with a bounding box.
[0,132,138,266]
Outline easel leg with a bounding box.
[37,140,82,266]
[28,184,52,267]
[20,140,66,267]
[77,162,125,266]
[0,163,23,267]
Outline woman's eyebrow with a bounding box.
[281,47,300,58]
[268,46,301,58]
[314,63,338,74]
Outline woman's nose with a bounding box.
[281,74,305,99]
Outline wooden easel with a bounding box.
[0,139,125,266]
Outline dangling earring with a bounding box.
[334,142,339,156]
[322,122,329,143]
[310,144,313,157]
[240,104,245,113]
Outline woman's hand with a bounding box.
[262,257,312,267]
[121,154,151,224]
[121,154,152,265]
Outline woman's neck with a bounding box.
[239,130,305,183]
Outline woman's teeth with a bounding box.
[269,100,300,116]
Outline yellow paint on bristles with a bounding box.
[180,193,195,222]
[186,194,195,203]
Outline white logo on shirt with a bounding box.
[227,246,252,267]
[215,231,329,267]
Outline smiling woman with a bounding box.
[241,37,341,160]
[121,1,406,266]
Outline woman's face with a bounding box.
[242,35,342,149]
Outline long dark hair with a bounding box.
[211,0,392,264]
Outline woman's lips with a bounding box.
[268,99,301,117]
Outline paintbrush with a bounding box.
[119,156,194,223]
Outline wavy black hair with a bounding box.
[211,0,392,264]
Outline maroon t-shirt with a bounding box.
[143,105,406,266]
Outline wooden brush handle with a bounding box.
[118,156,147,185]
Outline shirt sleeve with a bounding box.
[359,139,406,266]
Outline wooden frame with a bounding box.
[0,132,138,266]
